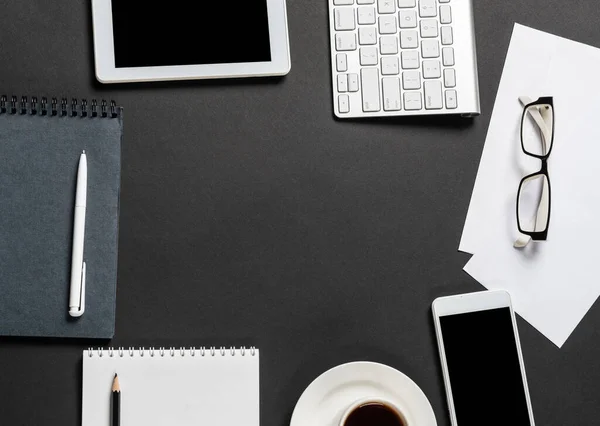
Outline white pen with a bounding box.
[69,150,87,317]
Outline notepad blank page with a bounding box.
[82,349,259,426]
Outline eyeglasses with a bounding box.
[514,96,554,248]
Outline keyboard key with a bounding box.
[378,16,397,34]
[442,47,454,66]
[357,0,375,3]
[334,8,356,31]
[404,92,422,110]
[439,0,450,3]
[361,68,381,111]
[420,19,438,37]
[400,30,419,48]
[382,78,402,111]
[378,0,396,14]
[360,47,379,65]
[419,0,437,17]
[423,60,441,78]
[358,7,377,25]
[398,0,416,7]
[334,0,354,4]
[336,33,357,51]
[444,68,456,87]
[399,10,417,28]
[338,74,349,92]
[380,35,399,54]
[445,90,457,109]
[441,26,453,45]
[424,80,443,109]
[336,53,348,72]
[381,56,400,75]
[338,95,350,113]
[359,27,378,45]
[402,71,421,89]
[348,73,360,91]
[421,39,439,57]
[440,5,452,23]
[401,51,420,69]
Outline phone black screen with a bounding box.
[439,308,532,426]
[111,1,272,68]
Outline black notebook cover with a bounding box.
[0,96,122,339]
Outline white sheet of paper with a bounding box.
[460,23,600,347]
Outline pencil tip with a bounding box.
[112,374,120,392]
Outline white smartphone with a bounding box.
[432,290,535,426]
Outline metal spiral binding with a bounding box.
[86,346,257,357]
[0,94,120,118]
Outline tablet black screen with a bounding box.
[111,1,272,68]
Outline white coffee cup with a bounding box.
[338,397,409,426]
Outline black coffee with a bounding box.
[344,403,407,426]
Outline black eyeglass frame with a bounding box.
[516,96,554,241]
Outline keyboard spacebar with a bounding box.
[361,68,381,112]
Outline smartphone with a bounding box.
[432,290,535,426]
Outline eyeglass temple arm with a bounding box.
[514,96,552,248]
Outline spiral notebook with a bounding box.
[82,347,260,426]
[0,95,122,339]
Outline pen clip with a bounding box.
[69,261,86,317]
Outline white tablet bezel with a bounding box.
[91,0,291,83]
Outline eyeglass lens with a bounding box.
[518,173,550,233]
[521,103,553,157]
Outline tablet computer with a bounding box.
[91,1,291,83]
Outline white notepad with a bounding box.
[82,347,259,426]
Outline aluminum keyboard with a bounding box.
[328,0,481,118]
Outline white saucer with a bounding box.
[290,361,437,426]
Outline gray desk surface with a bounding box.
[1,1,600,425]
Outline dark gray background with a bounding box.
[1,1,599,425]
